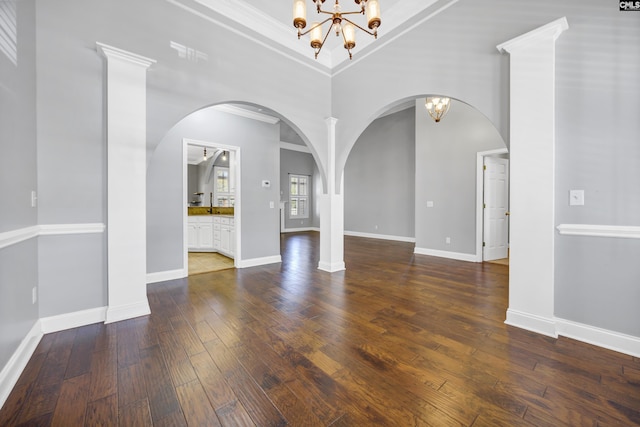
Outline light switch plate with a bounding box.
[427,201,434,208]
[569,189,584,206]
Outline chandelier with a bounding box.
[425,97,451,123]
[293,0,381,60]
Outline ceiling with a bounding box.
[167,0,447,72]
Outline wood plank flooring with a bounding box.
[1,231,639,426]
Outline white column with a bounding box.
[318,117,345,272]
[497,18,568,337]
[97,43,156,324]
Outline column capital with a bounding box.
[325,117,338,128]
[497,17,568,54]
[96,42,156,69]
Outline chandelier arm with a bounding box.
[315,23,334,57]
[317,10,335,16]
[298,17,333,37]
[341,17,376,36]
[339,10,365,16]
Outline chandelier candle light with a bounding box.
[293,0,381,60]
[425,97,451,123]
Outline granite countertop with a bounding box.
[188,206,234,216]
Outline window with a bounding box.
[214,167,233,207]
[289,174,309,219]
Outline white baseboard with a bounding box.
[0,320,43,409]
[505,309,558,338]
[556,318,640,358]
[40,307,107,334]
[147,268,187,284]
[318,261,346,272]
[105,301,151,324]
[281,227,320,233]
[414,247,477,262]
[506,309,640,358]
[344,230,416,243]
[236,255,282,269]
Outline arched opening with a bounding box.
[343,96,507,263]
[146,102,324,280]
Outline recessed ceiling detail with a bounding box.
[167,0,450,72]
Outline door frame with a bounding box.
[475,147,509,262]
[183,138,242,272]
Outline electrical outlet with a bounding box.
[32,287,37,304]
[31,191,37,208]
[446,237,451,244]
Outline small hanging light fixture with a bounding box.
[293,0,381,60]
[203,147,207,161]
[222,151,227,161]
[425,97,451,123]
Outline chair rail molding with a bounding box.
[557,224,640,239]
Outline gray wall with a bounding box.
[280,149,319,230]
[2,0,639,382]
[553,4,640,336]
[187,164,199,203]
[30,0,331,318]
[415,100,505,254]
[334,0,640,338]
[0,0,39,369]
[147,107,281,273]
[344,108,416,239]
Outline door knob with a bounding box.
[505,211,510,216]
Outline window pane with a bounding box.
[298,198,307,216]
[290,176,298,195]
[299,177,307,196]
[290,198,298,216]
[216,169,229,193]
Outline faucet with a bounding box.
[208,192,213,214]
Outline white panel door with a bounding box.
[483,157,509,261]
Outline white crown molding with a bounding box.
[497,17,569,53]
[280,141,311,153]
[213,104,280,124]
[332,0,459,76]
[168,0,449,73]
[557,224,640,239]
[165,0,331,77]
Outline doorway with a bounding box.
[475,148,509,262]
[182,138,241,274]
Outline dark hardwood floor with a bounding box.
[1,232,639,426]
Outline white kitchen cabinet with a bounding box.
[214,216,234,258]
[188,216,215,252]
